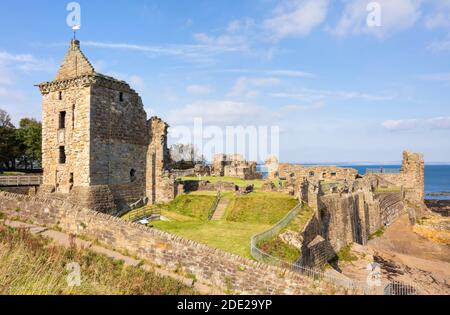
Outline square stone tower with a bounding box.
[37,39,157,213]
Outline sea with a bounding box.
[256,164,450,200]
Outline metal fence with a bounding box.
[250,203,420,295]
[366,168,401,174]
[127,206,161,223]
[0,175,43,186]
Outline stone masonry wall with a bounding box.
[0,191,323,295]
[146,117,175,204]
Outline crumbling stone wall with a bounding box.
[211,154,262,180]
[146,117,175,204]
[375,151,424,209]
[0,191,328,295]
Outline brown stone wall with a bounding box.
[146,117,174,204]
[374,151,425,208]
[0,191,324,295]
[89,83,147,208]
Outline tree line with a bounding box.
[0,109,42,172]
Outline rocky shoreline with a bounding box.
[425,199,450,217]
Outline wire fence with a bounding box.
[250,203,420,295]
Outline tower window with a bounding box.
[58,91,62,100]
[119,92,124,102]
[130,169,136,182]
[59,111,66,129]
[59,146,66,164]
[72,105,75,129]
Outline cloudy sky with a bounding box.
[0,0,449,163]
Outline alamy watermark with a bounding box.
[367,2,382,28]
[170,118,280,163]
[66,2,81,31]
[66,262,81,287]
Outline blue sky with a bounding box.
[0,0,449,163]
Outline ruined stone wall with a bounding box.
[146,117,174,204]
[277,164,358,199]
[0,191,323,295]
[89,82,148,209]
[212,154,262,180]
[373,151,424,209]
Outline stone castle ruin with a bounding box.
[267,151,426,268]
[211,154,262,180]
[37,40,174,213]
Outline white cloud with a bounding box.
[187,84,212,95]
[428,35,450,53]
[280,102,324,112]
[382,119,420,130]
[270,87,394,102]
[228,77,281,98]
[0,50,56,73]
[427,117,450,129]
[264,0,329,40]
[424,0,450,30]
[166,100,270,125]
[331,0,422,38]
[418,73,450,82]
[106,72,145,90]
[82,41,245,61]
[382,117,450,131]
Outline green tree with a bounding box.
[15,118,42,169]
[0,109,19,171]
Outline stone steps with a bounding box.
[211,198,229,221]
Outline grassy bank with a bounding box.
[151,191,299,258]
[0,225,196,295]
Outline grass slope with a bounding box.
[151,191,298,258]
[0,225,196,295]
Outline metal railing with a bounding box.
[127,206,161,223]
[0,175,43,186]
[250,203,420,295]
[207,191,221,221]
[366,168,401,174]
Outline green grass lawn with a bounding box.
[225,192,299,225]
[150,191,299,259]
[178,175,265,189]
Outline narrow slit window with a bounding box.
[72,105,75,129]
[59,111,66,129]
[58,91,62,100]
[119,92,124,102]
[59,146,66,164]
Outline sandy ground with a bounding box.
[337,215,450,294]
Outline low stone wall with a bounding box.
[180,180,236,193]
[0,191,320,295]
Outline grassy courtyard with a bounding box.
[149,191,299,258]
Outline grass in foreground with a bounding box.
[0,225,196,295]
[257,237,301,264]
